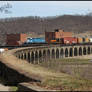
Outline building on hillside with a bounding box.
[6,33,27,46]
[45,29,72,43]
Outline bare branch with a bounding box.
[0,2,12,14]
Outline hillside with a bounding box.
[0,15,92,45]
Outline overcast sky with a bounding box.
[0,1,92,18]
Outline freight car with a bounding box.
[49,37,78,44]
[61,37,77,44]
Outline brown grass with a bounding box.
[39,58,92,91]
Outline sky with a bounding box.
[0,1,92,19]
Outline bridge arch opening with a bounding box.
[24,53,26,60]
[74,48,77,56]
[88,47,90,54]
[28,52,30,63]
[69,48,73,57]
[60,48,64,58]
[20,53,23,59]
[56,49,59,59]
[79,47,82,56]
[47,49,50,59]
[65,48,68,57]
[35,51,38,62]
[39,50,42,62]
[52,49,55,59]
[83,47,86,55]
[43,50,46,61]
[31,52,34,63]
[18,54,21,59]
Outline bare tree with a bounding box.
[0,2,12,14]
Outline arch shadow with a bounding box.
[65,48,68,57]
[60,49,64,58]
[69,48,73,57]
[56,49,59,59]
[74,48,77,56]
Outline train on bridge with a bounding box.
[23,29,92,45]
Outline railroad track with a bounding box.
[0,43,92,50]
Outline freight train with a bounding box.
[22,37,92,45]
[6,29,92,46]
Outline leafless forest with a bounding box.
[0,15,92,45]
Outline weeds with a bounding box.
[40,58,92,80]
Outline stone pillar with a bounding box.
[26,52,28,61]
[28,52,31,63]
[49,50,51,59]
[21,53,23,59]
[63,48,65,58]
[54,49,56,60]
[44,50,47,62]
[81,47,82,56]
[37,51,39,64]
[72,48,74,57]
[82,47,83,56]
[33,52,36,64]
[77,48,79,56]
[22,53,25,60]
[59,49,61,59]
[85,47,87,55]
[67,48,69,57]
[41,51,43,62]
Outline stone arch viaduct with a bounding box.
[15,44,92,64]
[0,44,92,91]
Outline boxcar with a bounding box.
[61,37,77,44]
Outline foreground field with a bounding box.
[39,58,92,91]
